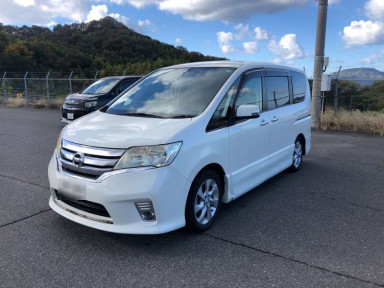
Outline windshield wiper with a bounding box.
[167,115,195,119]
[125,112,165,118]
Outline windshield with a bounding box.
[82,78,120,94]
[105,67,235,118]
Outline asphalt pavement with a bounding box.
[0,106,383,287]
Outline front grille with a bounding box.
[59,139,126,179]
[64,100,85,109]
[56,191,111,217]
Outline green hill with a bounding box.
[0,17,225,77]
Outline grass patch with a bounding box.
[32,99,46,108]
[320,109,384,136]
[48,98,64,109]
[7,98,27,107]
[5,97,64,109]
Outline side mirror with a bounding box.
[236,104,260,119]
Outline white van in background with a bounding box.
[48,61,311,234]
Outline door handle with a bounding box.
[260,120,269,126]
[271,116,280,122]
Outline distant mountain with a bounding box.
[331,68,384,86]
[0,17,225,76]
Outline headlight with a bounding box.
[56,131,63,155]
[114,142,182,170]
[85,101,97,108]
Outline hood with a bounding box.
[66,93,106,101]
[62,111,192,149]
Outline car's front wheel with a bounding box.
[185,170,223,232]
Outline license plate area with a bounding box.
[67,113,74,120]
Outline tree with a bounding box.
[0,17,226,75]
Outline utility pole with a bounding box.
[312,0,328,128]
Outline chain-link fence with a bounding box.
[2,71,383,111]
[0,71,104,108]
[319,78,384,136]
[322,78,384,113]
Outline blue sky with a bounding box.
[1,0,384,76]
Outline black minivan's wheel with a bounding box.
[289,137,304,172]
[185,170,223,232]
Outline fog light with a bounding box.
[135,200,156,221]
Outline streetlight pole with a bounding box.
[312,0,328,128]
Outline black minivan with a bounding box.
[61,76,141,123]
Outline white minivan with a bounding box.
[48,61,311,234]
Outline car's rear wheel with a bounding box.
[289,137,304,172]
[185,170,223,232]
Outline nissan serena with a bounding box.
[48,61,311,234]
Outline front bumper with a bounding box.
[61,107,94,122]
[48,153,189,234]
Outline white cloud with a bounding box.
[13,0,35,7]
[360,50,384,65]
[234,23,249,40]
[365,0,384,21]
[254,27,269,40]
[239,27,270,54]
[175,38,182,44]
[85,5,131,27]
[328,0,339,5]
[217,25,270,55]
[217,31,234,54]
[0,0,89,25]
[268,34,304,60]
[125,0,161,9]
[160,0,309,21]
[243,41,258,54]
[86,4,108,22]
[138,19,152,27]
[109,0,307,22]
[110,13,130,26]
[102,0,340,22]
[46,21,57,27]
[272,58,283,64]
[341,20,384,47]
[137,19,157,33]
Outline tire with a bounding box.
[289,137,304,172]
[185,170,223,232]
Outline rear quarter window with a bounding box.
[291,71,307,103]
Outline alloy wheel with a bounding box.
[194,179,219,225]
[293,141,302,169]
